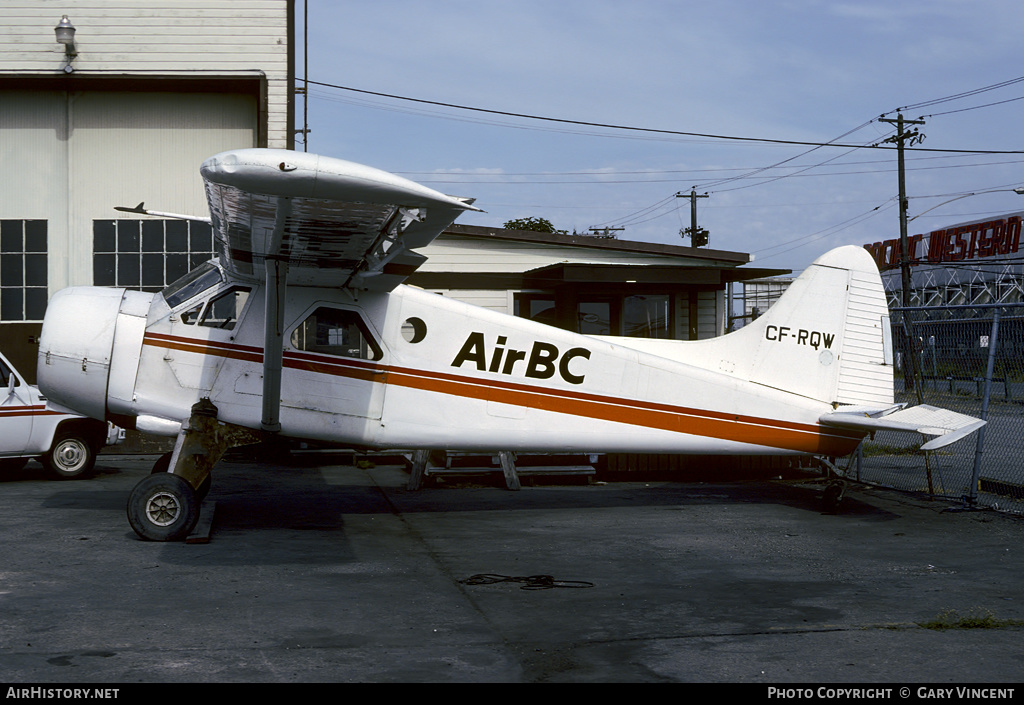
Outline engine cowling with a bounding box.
[37,287,152,422]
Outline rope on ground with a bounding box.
[460,573,594,590]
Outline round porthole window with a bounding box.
[401,317,427,343]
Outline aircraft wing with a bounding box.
[200,149,481,291]
[819,404,985,451]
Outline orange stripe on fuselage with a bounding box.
[144,332,263,363]
[384,365,861,456]
[141,334,862,455]
[0,405,66,418]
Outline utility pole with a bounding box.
[879,113,926,395]
[587,227,624,238]
[878,113,925,307]
[294,0,311,151]
[676,190,709,247]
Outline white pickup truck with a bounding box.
[0,350,122,478]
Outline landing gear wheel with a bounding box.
[127,473,200,541]
[43,433,95,479]
[149,452,211,500]
[823,481,846,511]
[150,452,172,475]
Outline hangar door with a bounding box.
[0,88,256,307]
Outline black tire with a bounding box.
[150,451,173,474]
[823,482,844,511]
[43,433,96,479]
[127,473,200,541]
[150,452,210,499]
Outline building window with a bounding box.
[578,300,613,336]
[0,220,47,322]
[624,294,670,338]
[93,219,214,292]
[514,294,557,326]
[517,291,676,339]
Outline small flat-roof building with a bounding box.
[412,224,786,341]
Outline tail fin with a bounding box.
[750,246,986,448]
[736,245,893,406]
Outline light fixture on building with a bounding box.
[54,15,77,72]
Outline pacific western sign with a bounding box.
[863,214,1022,270]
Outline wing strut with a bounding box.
[261,197,291,433]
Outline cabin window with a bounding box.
[198,287,251,330]
[0,220,47,322]
[179,302,204,325]
[290,307,382,361]
[178,285,251,331]
[401,317,427,344]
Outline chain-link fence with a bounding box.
[852,303,1024,513]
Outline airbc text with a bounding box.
[765,325,835,350]
[452,332,591,385]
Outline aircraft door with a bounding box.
[282,306,387,421]
[163,283,254,392]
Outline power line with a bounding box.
[752,201,898,262]
[307,79,1024,155]
[396,156,1024,184]
[308,76,1024,252]
[888,75,1024,114]
[691,120,882,192]
[925,94,1024,118]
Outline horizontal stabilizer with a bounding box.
[819,404,985,451]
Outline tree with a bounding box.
[503,217,567,235]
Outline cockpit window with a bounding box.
[0,358,16,388]
[161,262,222,309]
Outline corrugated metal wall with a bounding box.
[0,1,289,329]
[0,1,290,148]
[0,89,256,296]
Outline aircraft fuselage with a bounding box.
[39,260,863,458]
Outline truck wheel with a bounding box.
[43,433,96,479]
[127,473,200,542]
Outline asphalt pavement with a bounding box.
[1,452,1023,685]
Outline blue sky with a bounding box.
[295,1,1024,274]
